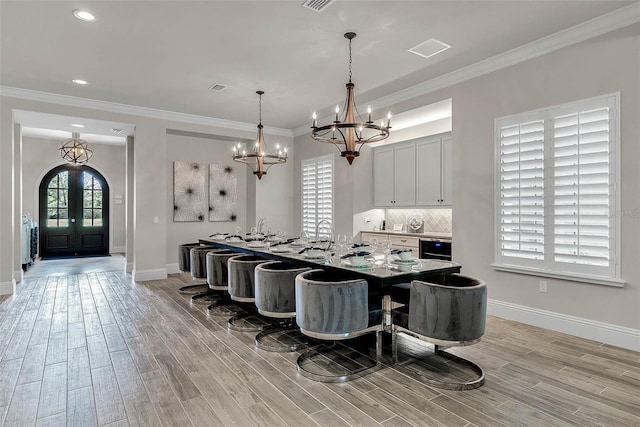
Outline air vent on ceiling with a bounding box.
[209,83,227,92]
[302,0,335,13]
[110,128,124,134]
[408,38,451,60]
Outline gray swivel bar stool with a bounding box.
[185,245,220,303]
[254,261,311,352]
[177,242,208,294]
[391,274,487,390]
[295,269,383,382]
[205,250,242,316]
[227,254,270,332]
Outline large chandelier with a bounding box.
[311,32,391,165]
[59,132,93,165]
[233,90,287,179]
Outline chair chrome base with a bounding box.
[227,312,272,332]
[178,284,209,295]
[207,299,241,317]
[392,329,485,391]
[296,329,383,383]
[296,340,382,383]
[191,290,225,305]
[255,321,311,352]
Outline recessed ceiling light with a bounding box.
[72,79,88,85]
[73,9,95,22]
[71,124,85,128]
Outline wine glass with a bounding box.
[382,239,392,266]
[336,234,347,254]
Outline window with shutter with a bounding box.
[494,94,620,285]
[302,154,334,239]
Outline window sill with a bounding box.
[491,263,625,288]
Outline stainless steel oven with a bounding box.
[419,239,452,261]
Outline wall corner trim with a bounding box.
[132,268,167,282]
[13,270,23,284]
[166,263,180,275]
[488,298,640,352]
[0,279,17,295]
[125,262,133,274]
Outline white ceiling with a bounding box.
[0,0,636,137]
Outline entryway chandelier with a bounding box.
[311,32,391,165]
[59,132,93,165]
[233,90,287,180]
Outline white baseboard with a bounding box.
[14,270,23,284]
[111,246,126,254]
[488,298,640,352]
[0,279,16,295]
[132,268,167,282]
[166,263,180,275]
[126,262,133,273]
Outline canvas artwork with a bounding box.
[209,164,237,222]
[173,161,206,222]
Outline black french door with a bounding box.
[39,165,109,257]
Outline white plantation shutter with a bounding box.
[495,94,619,282]
[552,102,614,277]
[498,118,545,266]
[302,154,333,239]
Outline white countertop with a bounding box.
[361,230,452,241]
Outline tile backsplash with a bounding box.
[385,208,452,234]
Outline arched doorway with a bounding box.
[39,164,109,258]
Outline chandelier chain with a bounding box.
[348,37,352,82]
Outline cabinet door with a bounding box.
[373,147,394,207]
[416,138,442,205]
[393,143,416,206]
[441,135,452,206]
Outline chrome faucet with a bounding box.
[315,219,334,250]
[256,217,266,235]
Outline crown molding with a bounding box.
[293,3,640,137]
[0,86,294,138]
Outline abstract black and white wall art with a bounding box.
[209,164,237,222]
[173,161,206,222]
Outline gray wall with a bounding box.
[22,136,127,253]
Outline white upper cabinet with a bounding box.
[416,134,452,206]
[373,141,416,207]
[374,132,451,208]
[373,146,394,207]
[393,143,416,206]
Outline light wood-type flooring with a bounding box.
[1,256,639,426]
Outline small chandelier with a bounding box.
[59,132,93,165]
[311,32,391,165]
[233,90,287,179]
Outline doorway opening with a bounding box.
[39,164,110,258]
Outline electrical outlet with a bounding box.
[364,217,371,223]
[539,280,548,293]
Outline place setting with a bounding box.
[388,249,419,272]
